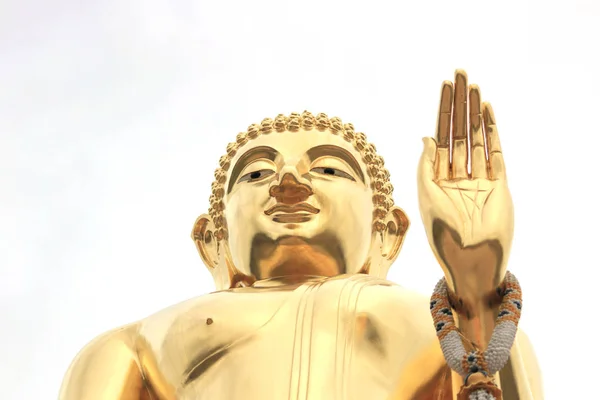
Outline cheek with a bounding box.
[318,181,373,267]
[224,184,273,249]
[224,186,269,267]
[314,180,373,232]
[226,185,270,219]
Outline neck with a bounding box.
[250,236,345,280]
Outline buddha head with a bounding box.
[192,112,409,290]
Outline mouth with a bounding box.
[264,203,320,223]
[265,203,320,216]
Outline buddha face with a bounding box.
[223,130,374,280]
[193,117,409,289]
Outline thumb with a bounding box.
[418,137,437,181]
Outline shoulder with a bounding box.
[63,322,141,373]
[60,323,146,399]
[60,294,224,399]
[137,288,279,335]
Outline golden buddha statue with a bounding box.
[59,71,543,399]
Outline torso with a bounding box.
[136,275,451,400]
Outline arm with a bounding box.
[418,70,542,398]
[59,324,152,400]
[512,330,544,399]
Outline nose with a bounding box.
[269,171,313,205]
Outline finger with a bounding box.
[436,148,450,180]
[469,84,487,179]
[483,102,506,180]
[419,137,437,181]
[452,70,468,179]
[436,81,453,180]
[452,139,468,179]
[436,81,453,148]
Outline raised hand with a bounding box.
[418,70,514,307]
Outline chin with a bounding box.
[271,223,325,241]
[261,215,322,237]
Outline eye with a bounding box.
[238,169,276,183]
[311,167,355,181]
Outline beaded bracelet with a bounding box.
[430,272,522,400]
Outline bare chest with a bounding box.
[139,276,439,400]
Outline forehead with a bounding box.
[228,129,367,171]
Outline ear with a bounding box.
[381,206,410,262]
[191,214,219,270]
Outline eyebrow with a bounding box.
[227,146,278,194]
[306,145,365,183]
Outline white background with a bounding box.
[1,1,598,398]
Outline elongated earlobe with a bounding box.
[191,215,219,270]
[382,207,410,262]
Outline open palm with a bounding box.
[418,71,514,294]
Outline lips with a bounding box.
[264,203,320,216]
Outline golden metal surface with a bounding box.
[418,70,541,398]
[60,71,542,399]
